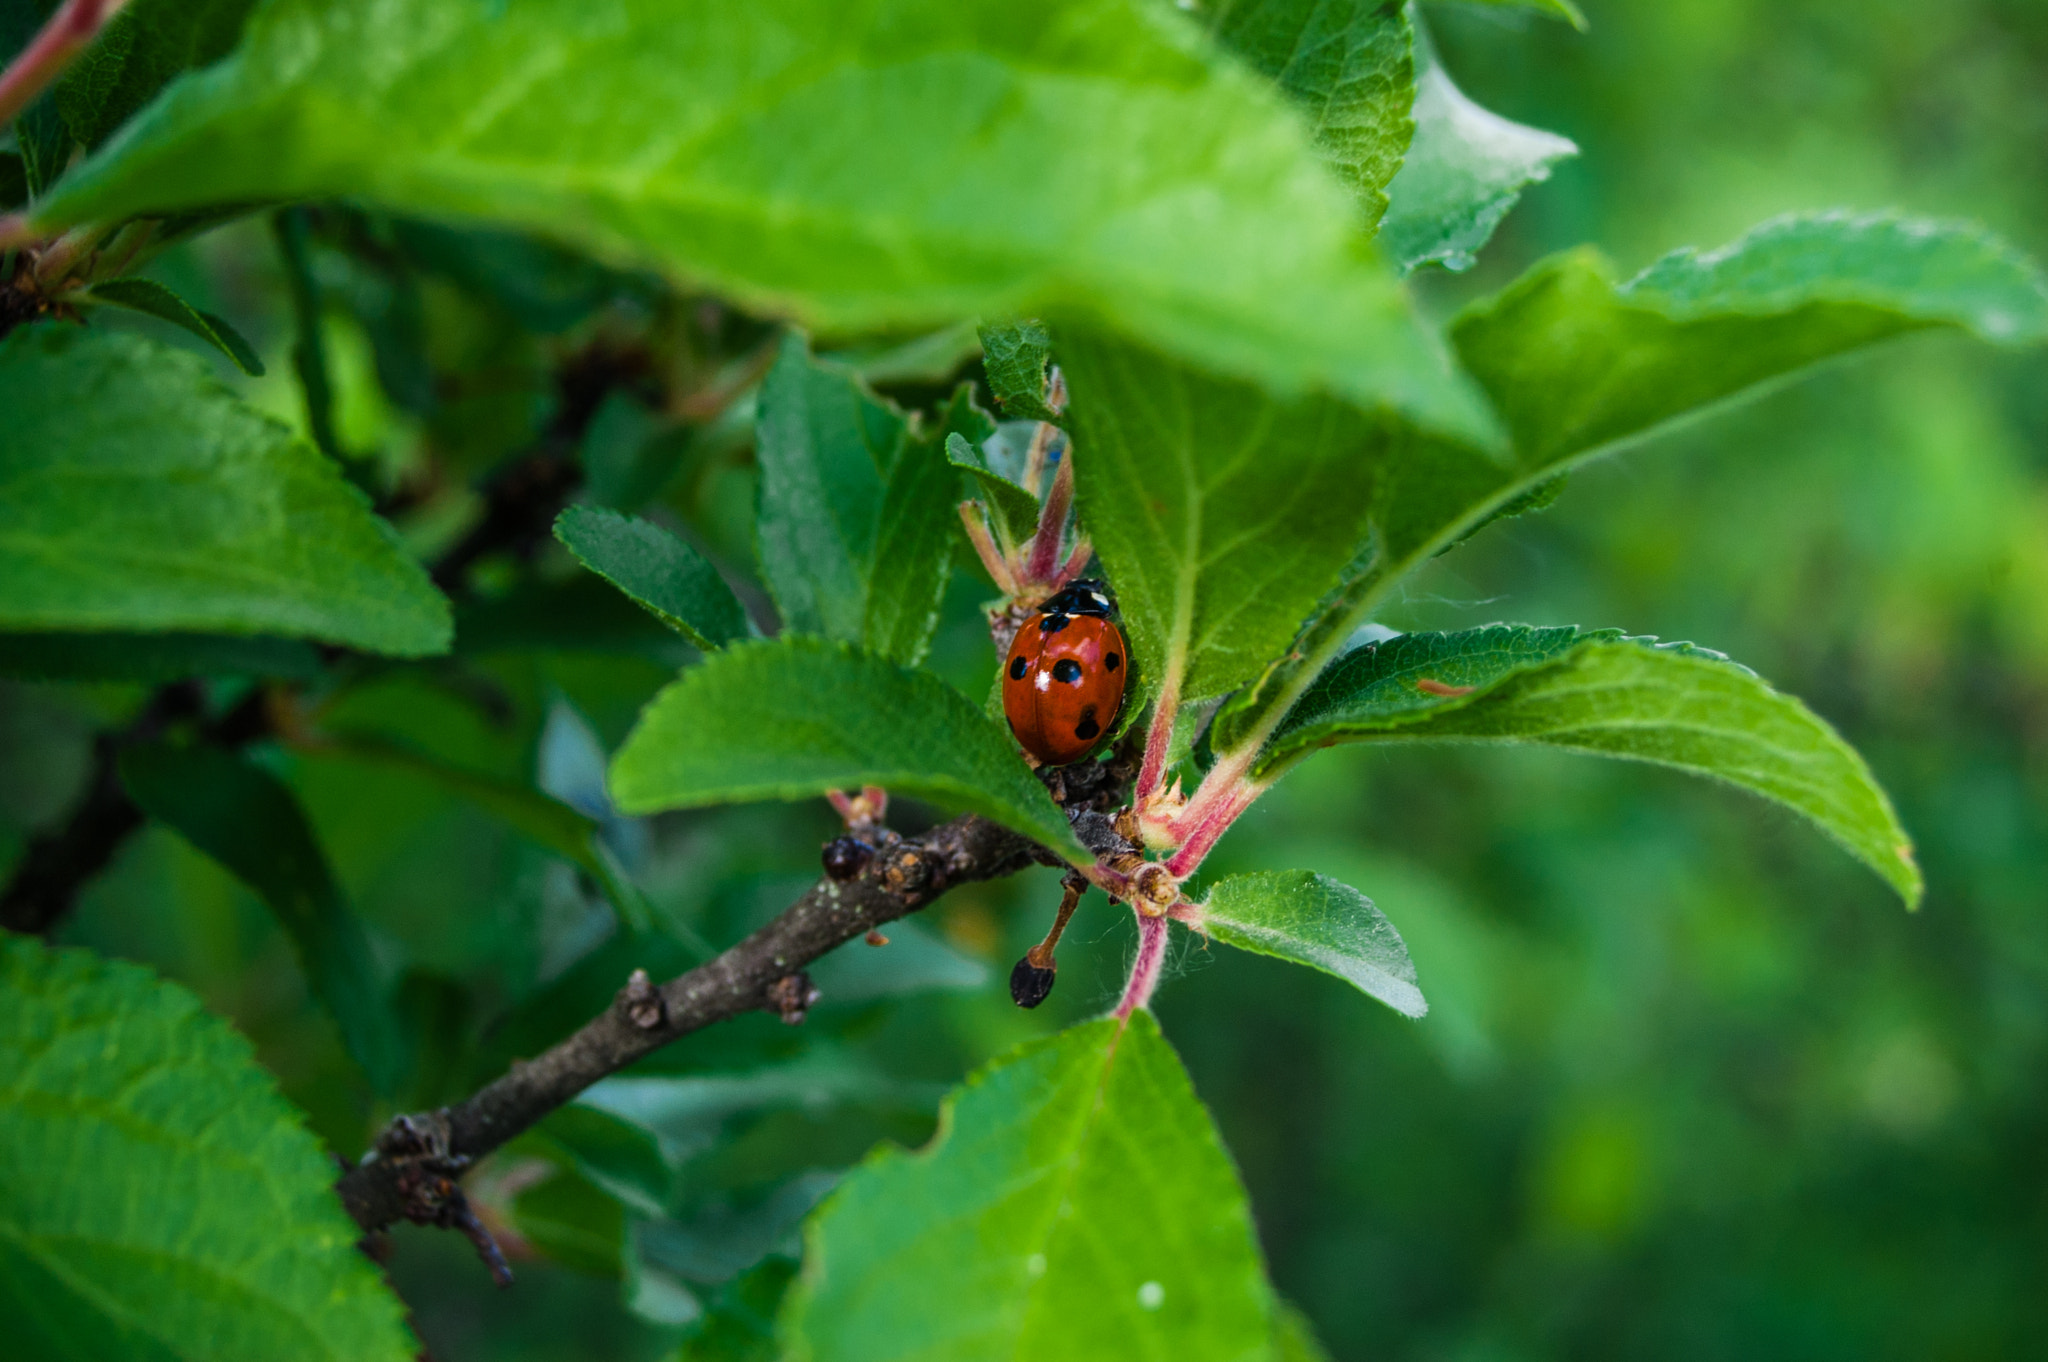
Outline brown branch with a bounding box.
[336,811,1043,1233]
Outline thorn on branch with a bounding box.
[619,968,665,1030]
[766,971,820,1025]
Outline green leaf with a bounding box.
[32,0,1487,438]
[0,937,414,1361]
[1205,0,1415,228]
[807,918,990,1003]
[610,637,1086,863]
[1273,1301,1335,1362]
[535,1104,673,1216]
[15,95,70,200]
[118,742,405,1090]
[1378,42,1577,273]
[0,328,450,654]
[1062,329,1377,711]
[555,506,752,651]
[1462,212,2048,474]
[512,1163,627,1277]
[0,630,322,682]
[1258,626,1922,904]
[755,336,955,665]
[388,215,646,335]
[832,320,983,387]
[865,414,959,667]
[783,1012,1276,1361]
[581,1051,929,1165]
[1211,212,2048,760]
[638,1173,838,1289]
[1449,0,1586,28]
[454,576,698,666]
[270,208,348,467]
[977,321,1059,424]
[678,1259,795,1362]
[86,276,266,375]
[579,391,691,512]
[946,433,1041,550]
[1196,869,1426,1017]
[316,734,667,937]
[53,0,257,150]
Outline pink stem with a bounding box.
[1134,670,1181,803]
[0,0,124,130]
[1051,534,1093,590]
[1168,743,1255,845]
[1021,420,1055,498]
[1114,911,1170,1019]
[958,502,1020,596]
[1024,451,1074,584]
[1164,783,1260,879]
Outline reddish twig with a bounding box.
[0,0,128,130]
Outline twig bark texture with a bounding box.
[337,812,1038,1232]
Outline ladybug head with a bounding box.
[1041,579,1115,619]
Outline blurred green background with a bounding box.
[5,1,2046,1358]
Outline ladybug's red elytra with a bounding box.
[1002,581,1127,766]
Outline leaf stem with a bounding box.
[1163,778,1261,879]
[1135,670,1181,803]
[0,0,127,131]
[1025,448,1074,583]
[959,501,1020,595]
[1114,911,1170,1019]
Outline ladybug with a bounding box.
[1002,580,1127,766]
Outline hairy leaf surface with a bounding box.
[555,506,751,650]
[1212,213,2048,759]
[610,638,1085,862]
[0,329,450,654]
[783,1013,1276,1362]
[119,742,404,1089]
[756,338,954,665]
[945,433,1041,549]
[35,0,1485,436]
[1259,626,1922,904]
[1379,52,1576,273]
[0,938,414,1361]
[1206,0,1414,227]
[1062,330,1377,710]
[53,0,257,149]
[1197,869,1426,1016]
[977,321,1059,424]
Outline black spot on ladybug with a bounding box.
[1040,613,1070,634]
[1052,659,1083,684]
[1074,714,1100,741]
[1104,653,1121,671]
[1009,655,1028,680]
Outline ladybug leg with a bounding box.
[1009,871,1089,1009]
